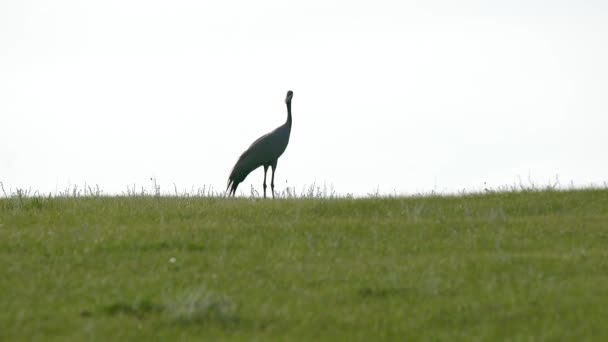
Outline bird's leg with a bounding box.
[270,162,277,199]
[263,165,269,199]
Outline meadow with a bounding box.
[1,188,608,341]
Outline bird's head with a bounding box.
[285,90,293,104]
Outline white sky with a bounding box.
[1,0,607,196]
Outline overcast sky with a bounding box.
[1,0,607,196]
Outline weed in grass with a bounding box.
[167,287,238,325]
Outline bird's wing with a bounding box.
[228,135,269,184]
[227,124,289,188]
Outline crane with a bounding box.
[227,90,293,198]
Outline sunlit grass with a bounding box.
[1,188,607,340]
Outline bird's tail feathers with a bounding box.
[226,179,233,195]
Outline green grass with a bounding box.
[1,189,608,341]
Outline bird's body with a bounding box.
[227,90,293,198]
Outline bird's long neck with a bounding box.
[286,101,292,128]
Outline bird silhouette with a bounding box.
[227,90,293,198]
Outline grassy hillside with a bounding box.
[1,189,608,341]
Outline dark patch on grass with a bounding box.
[98,241,206,253]
[80,310,92,318]
[358,287,412,298]
[102,300,164,319]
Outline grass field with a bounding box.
[1,189,608,341]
